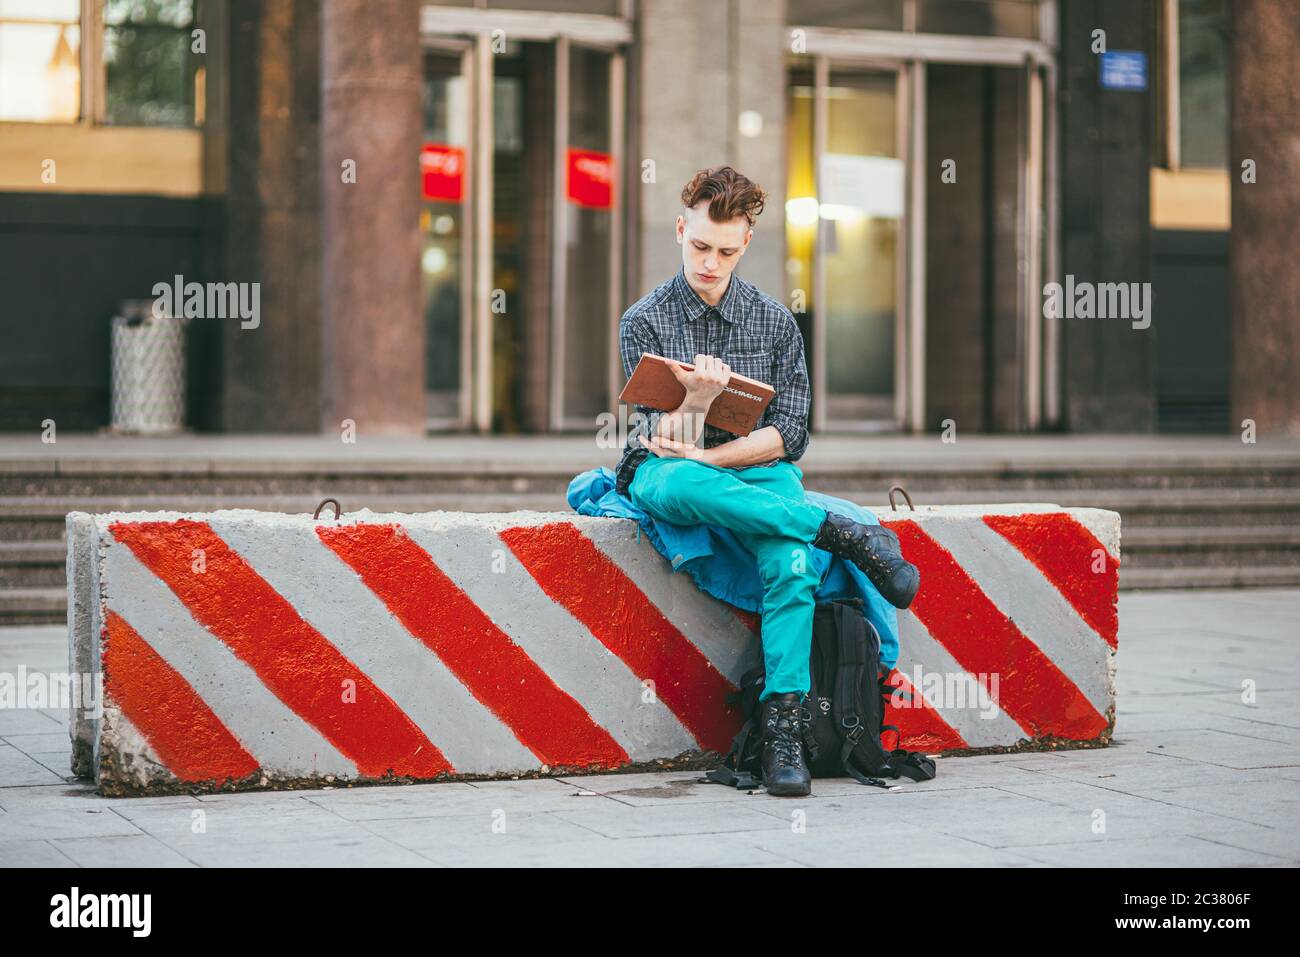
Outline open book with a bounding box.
[618,353,775,437]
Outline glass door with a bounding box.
[788,60,906,431]
[551,38,624,430]
[421,45,472,429]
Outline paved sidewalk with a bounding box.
[2,588,1298,867]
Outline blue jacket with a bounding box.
[566,466,899,670]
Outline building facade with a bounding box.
[1,0,1294,436]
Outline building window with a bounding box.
[103,0,203,127]
[918,0,1039,39]
[1160,0,1228,170]
[788,0,1041,38]
[787,0,905,31]
[0,0,81,122]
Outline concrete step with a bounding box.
[1119,526,1300,568]
[1119,565,1300,590]
[0,586,65,624]
[4,458,1299,497]
[0,541,65,587]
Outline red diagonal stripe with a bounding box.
[317,523,629,769]
[499,522,742,753]
[882,668,970,753]
[103,610,260,784]
[983,513,1119,649]
[729,606,762,635]
[882,519,1109,740]
[109,520,453,779]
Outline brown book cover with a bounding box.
[618,353,775,436]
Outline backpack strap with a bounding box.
[888,750,938,782]
[704,717,763,789]
[832,603,868,769]
[843,761,903,790]
[704,765,762,789]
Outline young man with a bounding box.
[615,166,920,797]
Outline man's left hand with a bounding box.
[640,434,710,461]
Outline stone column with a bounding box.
[320,0,424,435]
[1059,0,1156,432]
[635,0,788,294]
[221,0,321,432]
[1230,0,1300,436]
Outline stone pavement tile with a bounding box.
[179,832,438,867]
[554,769,895,805]
[109,797,356,848]
[545,797,787,840]
[2,732,70,756]
[1187,709,1300,748]
[737,781,1216,845]
[1119,728,1300,770]
[0,743,64,787]
[1185,824,1300,862]
[987,777,1270,830]
[0,783,202,812]
[559,757,1068,807]
[564,834,800,867]
[50,833,198,868]
[874,785,1240,848]
[302,778,594,820]
[381,828,799,867]
[36,708,71,729]
[0,840,76,867]
[187,786,386,806]
[1028,757,1283,794]
[361,809,605,861]
[742,791,929,829]
[739,820,1042,867]
[29,755,75,779]
[1113,705,1211,735]
[553,770,764,806]
[0,805,144,842]
[1009,834,1288,867]
[0,710,62,736]
[1124,778,1300,830]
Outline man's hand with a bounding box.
[639,434,709,460]
[669,354,731,410]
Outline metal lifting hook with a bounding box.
[313,498,342,520]
[888,485,915,512]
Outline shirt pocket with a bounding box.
[725,348,775,385]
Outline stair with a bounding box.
[3,451,1298,622]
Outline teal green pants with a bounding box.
[628,456,830,702]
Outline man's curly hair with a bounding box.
[680,166,767,227]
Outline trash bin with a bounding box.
[110,300,187,434]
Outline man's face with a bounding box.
[676,203,752,300]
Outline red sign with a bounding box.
[421,143,465,202]
[566,148,614,209]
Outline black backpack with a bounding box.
[705,597,938,791]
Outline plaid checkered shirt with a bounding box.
[614,266,812,496]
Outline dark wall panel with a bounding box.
[1059,0,1157,432]
[0,193,209,432]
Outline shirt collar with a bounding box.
[673,265,748,328]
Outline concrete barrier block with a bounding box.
[73,503,1119,795]
[65,511,97,779]
[879,504,1119,754]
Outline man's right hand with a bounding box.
[670,354,731,409]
